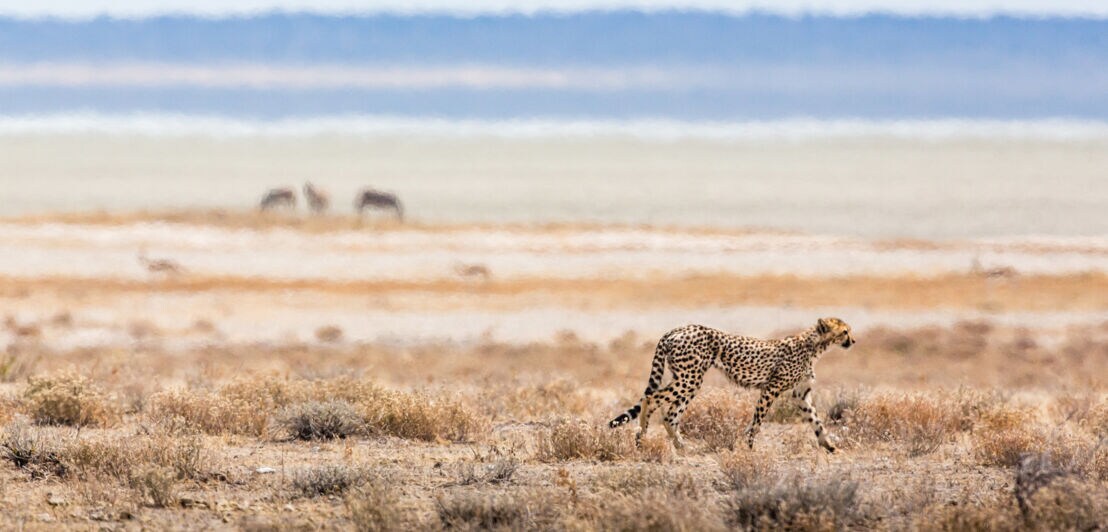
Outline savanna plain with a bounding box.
[0,210,1105,531]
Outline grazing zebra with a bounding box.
[259,187,296,211]
[303,182,330,214]
[355,189,404,221]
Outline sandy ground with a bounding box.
[0,211,1105,530]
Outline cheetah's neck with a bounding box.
[794,327,832,359]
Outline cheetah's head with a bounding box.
[817,317,854,349]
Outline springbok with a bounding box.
[454,262,491,280]
[259,187,296,211]
[355,189,404,221]
[303,182,330,214]
[138,249,184,275]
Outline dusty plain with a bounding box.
[0,211,1105,530]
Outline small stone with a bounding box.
[46,494,67,506]
[255,467,276,474]
[37,513,54,523]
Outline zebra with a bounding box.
[303,182,330,214]
[355,189,404,221]
[259,187,296,211]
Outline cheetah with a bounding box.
[610,317,854,452]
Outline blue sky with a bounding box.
[1,0,1106,18]
[0,7,1104,120]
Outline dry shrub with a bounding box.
[971,407,1052,467]
[839,393,962,455]
[482,379,591,420]
[825,388,860,425]
[452,455,519,486]
[146,389,266,436]
[24,372,119,427]
[681,389,751,451]
[347,482,407,532]
[290,465,369,499]
[636,432,675,463]
[717,449,770,488]
[0,420,68,479]
[64,432,213,484]
[589,489,724,532]
[1080,398,1108,436]
[368,391,486,443]
[924,497,1018,531]
[1012,451,1108,530]
[725,473,867,531]
[436,490,565,530]
[536,420,636,462]
[276,400,364,440]
[592,466,702,499]
[148,378,487,442]
[1019,478,1106,531]
[130,465,178,507]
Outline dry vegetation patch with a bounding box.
[837,392,964,456]
[290,465,371,499]
[0,420,68,479]
[536,420,637,462]
[681,389,752,451]
[146,377,487,442]
[24,372,119,427]
[276,400,365,440]
[724,472,867,531]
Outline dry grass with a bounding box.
[276,400,365,440]
[5,272,1106,312]
[290,465,370,499]
[838,392,965,455]
[23,372,119,427]
[436,489,568,530]
[146,378,487,442]
[0,321,1104,528]
[536,420,637,462]
[680,389,752,451]
[0,420,68,479]
[346,482,408,531]
[724,472,867,531]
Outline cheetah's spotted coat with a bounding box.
[610,317,855,451]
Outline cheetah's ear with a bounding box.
[816,318,830,335]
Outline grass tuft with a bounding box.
[24,372,118,427]
[291,465,369,499]
[536,420,636,462]
[276,400,364,440]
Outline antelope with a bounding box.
[259,187,296,211]
[355,189,404,221]
[303,182,330,214]
[138,249,184,275]
[454,262,491,280]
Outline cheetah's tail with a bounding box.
[609,338,669,428]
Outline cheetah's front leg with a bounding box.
[793,380,836,453]
[745,386,782,449]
